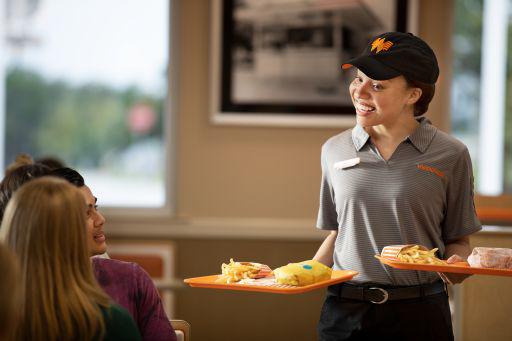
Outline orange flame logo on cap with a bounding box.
[371,38,393,53]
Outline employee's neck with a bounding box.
[366,115,419,145]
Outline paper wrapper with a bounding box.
[467,247,512,269]
[239,262,273,278]
[380,244,429,259]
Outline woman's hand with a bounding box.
[437,236,474,285]
[313,231,337,267]
[446,254,465,263]
[438,254,471,284]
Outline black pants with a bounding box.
[318,285,454,341]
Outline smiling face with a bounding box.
[79,185,107,256]
[349,71,421,128]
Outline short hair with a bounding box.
[49,167,85,187]
[0,177,109,340]
[405,78,436,116]
[35,156,66,170]
[0,164,51,221]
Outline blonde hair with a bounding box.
[0,244,21,341]
[0,177,110,340]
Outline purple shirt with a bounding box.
[93,258,177,341]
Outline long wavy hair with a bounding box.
[0,177,110,340]
[0,243,21,341]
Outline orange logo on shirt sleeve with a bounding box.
[371,38,394,53]
[417,164,446,179]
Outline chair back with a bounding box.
[171,319,191,341]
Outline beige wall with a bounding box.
[177,0,337,219]
[418,0,454,131]
[176,0,453,221]
[112,1,512,341]
[461,233,512,341]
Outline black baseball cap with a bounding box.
[342,32,439,84]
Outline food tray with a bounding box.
[184,270,358,294]
[376,255,512,277]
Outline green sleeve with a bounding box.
[101,304,142,341]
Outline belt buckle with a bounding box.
[368,287,389,304]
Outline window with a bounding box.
[1,0,170,207]
[451,0,512,197]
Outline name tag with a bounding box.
[334,157,360,170]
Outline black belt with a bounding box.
[329,281,446,304]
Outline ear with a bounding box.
[407,87,422,105]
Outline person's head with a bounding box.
[0,163,51,222]
[49,167,107,255]
[0,243,21,341]
[4,153,34,176]
[0,177,109,340]
[342,32,438,125]
[35,155,66,170]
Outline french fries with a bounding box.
[215,259,270,284]
[397,245,445,265]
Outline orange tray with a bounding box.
[376,255,512,277]
[184,270,358,294]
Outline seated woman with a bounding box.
[0,162,176,341]
[0,243,21,341]
[50,167,177,341]
[0,177,141,340]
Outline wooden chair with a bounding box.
[171,319,191,341]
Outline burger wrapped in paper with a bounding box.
[273,260,332,286]
[215,259,273,284]
[467,247,512,270]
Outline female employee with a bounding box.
[313,32,481,341]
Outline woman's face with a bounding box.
[349,70,420,127]
[79,185,107,256]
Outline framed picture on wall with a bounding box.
[210,0,418,127]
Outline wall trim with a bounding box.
[105,215,511,241]
[105,216,330,241]
[479,225,512,234]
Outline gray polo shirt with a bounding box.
[317,118,482,285]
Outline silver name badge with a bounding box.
[334,157,360,170]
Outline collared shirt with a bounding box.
[317,118,482,285]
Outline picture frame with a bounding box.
[210,0,418,127]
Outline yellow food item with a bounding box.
[397,245,445,265]
[273,260,332,286]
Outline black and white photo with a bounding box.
[211,0,412,126]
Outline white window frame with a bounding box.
[103,0,180,218]
[477,0,507,195]
[0,0,179,217]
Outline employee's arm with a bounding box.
[441,235,472,284]
[313,230,337,267]
[445,235,472,260]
